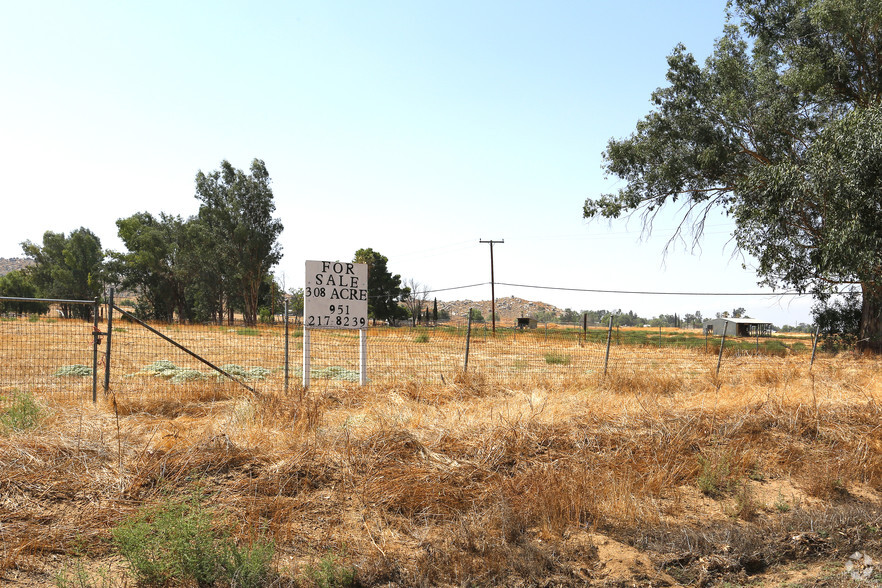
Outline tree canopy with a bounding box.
[353,248,408,324]
[583,0,882,350]
[21,228,104,318]
[196,159,283,325]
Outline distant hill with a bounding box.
[0,257,33,277]
[438,296,564,324]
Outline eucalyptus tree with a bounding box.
[21,228,104,319]
[195,159,283,325]
[583,0,882,350]
[111,212,194,321]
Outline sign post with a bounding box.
[303,261,369,388]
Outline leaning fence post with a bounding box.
[284,299,289,393]
[810,325,820,370]
[716,320,728,377]
[464,308,473,372]
[92,296,99,403]
[104,288,114,392]
[603,316,613,376]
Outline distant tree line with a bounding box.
[0,160,284,325]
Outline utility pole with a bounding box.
[479,238,503,333]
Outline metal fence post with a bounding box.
[810,325,820,369]
[603,316,613,376]
[104,288,114,392]
[92,296,99,403]
[464,308,473,372]
[716,320,728,377]
[284,299,289,393]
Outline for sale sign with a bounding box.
[304,260,368,329]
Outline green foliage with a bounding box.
[54,365,93,377]
[21,227,104,319]
[697,451,734,498]
[584,0,882,351]
[288,287,304,316]
[236,328,261,336]
[0,389,43,433]
[311,366,361,382]
[0,269,48,314]
[813,290,861,345]
[109,212,198,322]
[196,159,283,326]
[414,332,430,343]
[217,364,271,381]
[131,361,270,383]
[543,352,571,365]
[353,248,406,324]
[558,308,581,323]
[302,551,356,588]
[469,308,484,322]
[112,491,274,587]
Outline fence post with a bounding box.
[716,320,728,377]
[92,296,99,403]
[464,308,473,372]
[810,325,820,369]
[104,288,114,392]
[284,299,289,393]
[359,328,367,386]
[604,316,613,376]
[658,325,662,349]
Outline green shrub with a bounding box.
[113,491,274,587]
[302,551,356,588]
[54,365,93,377]
[414,333,430,343]
[0,389,43,433]
[237,328,261,336]
[697,451,734,497]
[543,352,571,365]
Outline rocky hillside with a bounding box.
[0,257,33,277]
[438,296,564,323]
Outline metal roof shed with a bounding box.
[702,318,773,337]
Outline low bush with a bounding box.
[0,389,43,433]
[113,491,275,587]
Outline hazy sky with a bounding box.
[0,1,815,325]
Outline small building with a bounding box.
[517,317,538,329]
[703,318,773,337]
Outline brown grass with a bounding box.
[1,322,881,586]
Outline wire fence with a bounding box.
[1,296,875,407]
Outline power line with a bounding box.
[424,283,489,294]
[421,281,805,297]
[495,282,805,296]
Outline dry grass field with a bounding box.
[2,319,881,586]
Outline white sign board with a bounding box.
[304,260,368,329]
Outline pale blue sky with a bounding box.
[0,1,815,325]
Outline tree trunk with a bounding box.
[859,283,882,353]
